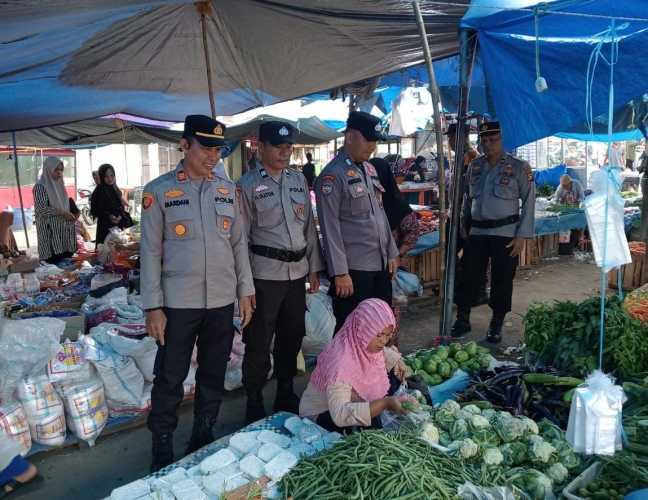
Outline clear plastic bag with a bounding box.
[0,401,31,456]
[458,483,519,500]
[303,291,335,357]
[393,270,423,297]
[380,385,431,430]
[0,317,64,401]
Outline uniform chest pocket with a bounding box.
[290,193,307,222]
[348,184,371,215]
[469,176,482,198]
[163,199,193,222]
[164,219,195,241]
[493,180,519,200]
[254,195,282,228]
[215,201,234,235]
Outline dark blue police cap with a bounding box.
[478,121,501,137]
[346,111,385,141]
[183,115,227,147]
[259,121,296,146]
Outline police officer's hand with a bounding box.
[239,295,254,329]
[334,274,354,298]
[506,237,526,257]
[388,257,399,278]
[146,309,167,346]
[307,272,320,294]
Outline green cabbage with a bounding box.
[518,416,539,436]
[528,435,556,464]
[545,463,568,484]
[508,468,554,500]
[482,447,504,466]
[471,429,501,449]
[438,430,452,447]
[450,418,468,440]
[499,442,527,466]
[434,408,457,431]
[481,409,497,421]
[538,418,564,442]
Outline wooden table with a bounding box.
[398,183,436,205]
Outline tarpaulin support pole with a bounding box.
[412,0,447,340]
[197,1,216,118]
[11,131,30,248]
[440,29,477,338]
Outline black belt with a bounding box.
[251,245,307,262]
[471,215,520,229]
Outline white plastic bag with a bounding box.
[0,430,24,470]
[0,317,64,401]
[566,370,625,455]
[58,377,108,446]
[106,327,157,382]
[457,483,519,500]
[584,169,631,272]
[47,339,93,384]
[16,376,66,446]
[91,352,145,415]
[0,402,31,455]
[303,291,335,357]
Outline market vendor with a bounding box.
[315,111,399,333]
[141,115,255,472]
[554,174,584,205]
[299,299,410,433]
[452,121,535,343]
[237,121,324,424]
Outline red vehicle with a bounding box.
[0,147,77,210]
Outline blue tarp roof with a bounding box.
[462,0,648,149]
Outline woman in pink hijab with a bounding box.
[299,298,410,432]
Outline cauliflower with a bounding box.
[450,418,468,440]
[500,442,527,466]
[449,438,479,459]
[482,447,504,466]
[434,408,457,431]
[461,404,482,415]
[420,422,439,445]
[508,468,553,500]
[518,416,539,436]
[528,435,556,464]
[494,414,524,443]
[471,429,500,449]
[481,409,497,421]
[545,463,568,484]
[468,414,490,431]
[439,399,461,416]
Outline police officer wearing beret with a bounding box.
[452,121,535,343]
[315,111,399,332]
[141,115,255,471]
[238,121,324,424]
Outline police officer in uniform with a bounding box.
[142,115,255,471]
[238,121,324,424]
[452,121,535,343]
[316,111,399,332]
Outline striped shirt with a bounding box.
[33,183,76,260]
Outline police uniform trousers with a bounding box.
[456,235,517,317]
[330,269,392,333]
[148,305,234,435]
[242,277,306,393]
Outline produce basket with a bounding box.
[562,462,602,500]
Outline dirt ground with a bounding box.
[17,256,601,500]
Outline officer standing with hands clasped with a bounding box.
[238,121,324,424]
[141,115,255,472]
[316,111,399,332]
[452,121,535,343]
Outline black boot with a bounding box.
[485,314,504,344]
[185,414,217,456]
[150,433,174,473]
[274,379,300,414]
[245,391,266,425]
[451,310,471,338]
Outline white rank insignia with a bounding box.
[255,184,269,192]
[279,126,289,136]
[374,124,382,132]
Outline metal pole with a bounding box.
[441,29,477,337]
[412,0,447,337]
[197,2,216,118]
[11,132,30,248]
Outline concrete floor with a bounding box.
[18,257,601,500]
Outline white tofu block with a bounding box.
[256,442,283,462]
[186,465,203,477]
[257,430,291,448]
[264,451,298,481]
[200,447,238,474]
[171,479,206,500]
[240,454,266,479]
[289,443,316,458]
[323,432,343,447]
[111,479,150,500]
[297,423,322,444]
[229,431,261,455]
[284,416,305,435]
[202,471,249,497]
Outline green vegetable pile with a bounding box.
[546,202,583,214]
[523,296,648,379]
[422,400,583,499]
[536,183,554,198]
[623,376,648,456]
[403,342,491,386]
[578,452,648,499]
[279,430,502,500]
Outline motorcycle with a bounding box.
[76,188,94,226]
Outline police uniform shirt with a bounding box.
[466,153,535,239]
[140,162,255,310]
[315,150,399,276]
[237,163,324,281]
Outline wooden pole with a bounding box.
[11,132,30,248]
[197,2,216,118]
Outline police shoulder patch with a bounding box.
[321,182,334,195]
[142,192,154,210]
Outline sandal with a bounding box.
[0,474,44,498]
[485,330,502,344]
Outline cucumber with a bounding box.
[522,373,584,386]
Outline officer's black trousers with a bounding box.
[456,235,517,317]
[331,269,392,333]
[242,277,306,393]
[148,305,234,435]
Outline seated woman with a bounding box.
[68,199,91,253]
[0,212,20,258]
[299,299,410,433]
[554,174,584,205]
[0,431,42,497]
[90,164,133,248]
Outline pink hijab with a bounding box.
[310,298,395,402]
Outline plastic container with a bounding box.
[562,462,601,500]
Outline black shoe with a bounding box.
[245,392,267,425]
[274,380,300,414]
[150,433,174,473]
[185,414,217,456]
[451,319,471,338]
[485,321,503,344]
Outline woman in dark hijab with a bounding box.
[90,163,132,246]
[370,157,421,257]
